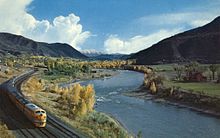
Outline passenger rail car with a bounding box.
[5,70,47,127]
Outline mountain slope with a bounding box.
[130,16,220,64]
[0,32,87,59]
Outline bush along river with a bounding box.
[80,70,220,138]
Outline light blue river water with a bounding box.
[80,70,220,138]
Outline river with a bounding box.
[80,70,220,138]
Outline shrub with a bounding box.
[0,122,15,138]
[84,112,130,138]
[23,76,44,92]
[4,68,13,75]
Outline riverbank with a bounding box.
[21,70,132,138]
[123,63,220,118]
[42,69,119,84]
[125,85,220,118]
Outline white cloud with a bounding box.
[138,12,219,28]
[80,49,104,55]
[0,0,91,50]
[105,4,220,54]
[104,29,182,54]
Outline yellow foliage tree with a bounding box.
[84,84,94,99]
[87,95,95,112]
[85,84,95,112]
[149,81,157,94]
[57,83,96,117]
[72,84,81,105]
[143,79,149,87]
[76,99,87,116]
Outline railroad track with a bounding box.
[0,69,81,138]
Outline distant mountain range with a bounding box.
[0,33,87,59]
[90,54,129,60]
[130,16,220,64]
[81,50,131,60]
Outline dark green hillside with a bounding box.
[130,16,220,64]
[0,32,87,59]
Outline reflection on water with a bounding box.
[80,70,220,138]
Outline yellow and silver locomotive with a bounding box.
[5,72,47,127]
[24,103,47,127]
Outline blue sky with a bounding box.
[0,0,220,54]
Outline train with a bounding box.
[3,69,47,127]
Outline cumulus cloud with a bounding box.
[0,0,91,50]
[104,29,182,54]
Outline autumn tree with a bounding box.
[209,64,219,80]
[76,99,87,116]
[149,81,157,94]
[173,65,184,81]
[185,62,199,77]
[84,84,95,112]
[71,84,81,105]
[143,73,151,88]
[56,83,96,117]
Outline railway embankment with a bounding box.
[0,70,81,138]
[21,70,133,138]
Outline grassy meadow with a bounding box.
[147,63,220,97]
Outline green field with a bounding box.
[149,63,220,72]
[42,74,72,83]
[164,80,220,97]
[148,64,175,72]
[149,63,220,97]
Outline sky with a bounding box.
[0,0,220,54]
